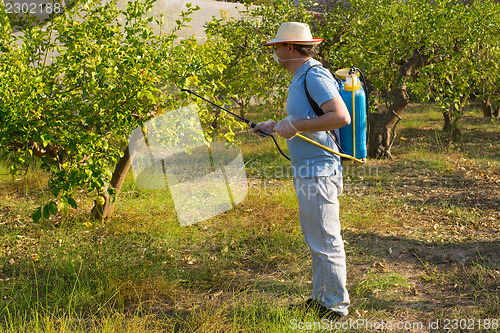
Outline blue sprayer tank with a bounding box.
[335,68,367,162]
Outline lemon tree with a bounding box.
[0,0,203,221]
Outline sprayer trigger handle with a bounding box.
[249,121,266,137]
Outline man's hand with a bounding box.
[251,119,277,137]
[274,117,299,139]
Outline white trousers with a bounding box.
[294,175,350,316]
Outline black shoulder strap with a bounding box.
[304,65,325,117]
[304,64,345,155]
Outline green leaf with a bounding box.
[51,186,61,197]
[48,201,58,215]
[60,198,69,214]
[68,197,78,209]
[42,205,51,219]
[32,207,42,223]
[145,90,156,102]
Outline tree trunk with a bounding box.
[368,111,398,159]
[489,99,500,117]
[237,98,247,118]
[482,95,493,117]
[368,101,406,159]
[443,111,452,132]
[368,48,449,158]
[91,145,133,221]
[451,94,469,141]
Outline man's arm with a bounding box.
[255,96,350,140]
[292,97,350,132]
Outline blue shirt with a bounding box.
[286,58,342,178]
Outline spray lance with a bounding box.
[181,89,365,164]
[181,89,290,160]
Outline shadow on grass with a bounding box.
[343,231,500,317]
[1,224,498,330]
[372,140,499,214]
[403,171,499,212]
[0,221,307,324]
[396,116,500,162]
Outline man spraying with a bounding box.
[252,22,351,320]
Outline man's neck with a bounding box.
[287,57,312,74]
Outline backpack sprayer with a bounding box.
[336,67,369,165]
[305,66,368,166]
[181,88,366,164]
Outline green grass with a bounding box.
[352,271,409,297]
[1,104,499,332]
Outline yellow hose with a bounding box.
[296,133,366,165]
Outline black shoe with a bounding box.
[318,307,343,321]
[289,299,344,321]
[288,298,323,312]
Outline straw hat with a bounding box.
[264,22,323,46]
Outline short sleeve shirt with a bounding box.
[286,58,343,178]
